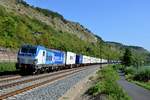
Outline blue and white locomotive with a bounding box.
[17,45,65,73]
[16,45,108,74]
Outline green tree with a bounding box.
[122,48,132,67]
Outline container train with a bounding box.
[16,45,109,74]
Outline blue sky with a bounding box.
[25,0,150,51]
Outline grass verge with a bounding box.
[0,62,16,73]
[88,65,130,100]
[131,80,150,90]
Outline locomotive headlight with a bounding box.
[33,59,38,64]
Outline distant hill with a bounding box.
[106,41,149,54]
[106,41,150,64]
[0,0,149,64]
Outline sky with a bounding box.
[25,0,150,51]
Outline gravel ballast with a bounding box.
[7,65,100,100]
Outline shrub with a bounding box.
[125,74,134,81]
[88,82,104,95]
[112,64,124,70]
[133,68,150,82]
[124,67,136,75]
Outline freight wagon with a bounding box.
[65,51,76,68]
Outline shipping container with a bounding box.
[83,55,91,64]
[98,58,101,63]
[66,52,76,65]
[101,59,107,63]
[82,55,88,64]
[75,54,83,64]
[90,57,95,64]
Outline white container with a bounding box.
[87,56,91,63]
[90,57,95,63]
[101,59,104,63]
[65,52,76,65]
[94,57,97,63]
[98,58,101,63]
[102,59,107,63]
[83,55,89,64]
[95,58,99,63]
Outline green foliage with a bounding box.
[145,54,150,65]
[131,50,146,68]
[124,67,137,75]
[132,81,150,90]
[124,66,150,82]
[0,63,16,72]
[107,42,150,65]
[133,67,150,82]
[88,66,130,100]
[88,82,104,95]
[124,66,150,90]
[122,48,133,67]
[121,47,148,69]
[112,64,122,70]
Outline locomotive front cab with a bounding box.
[16,45,46,73]
[16,45,39,71]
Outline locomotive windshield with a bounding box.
[21,47,37,54]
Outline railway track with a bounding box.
[0,75,21,83]
[0,68,80,86]
[0,68,83,89]
[0,66,90,100]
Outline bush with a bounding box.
[125,74,134,81]
[133,68,150,82]
[124,67,136,75]
[112,64,124,71]
[88,82,104,95]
